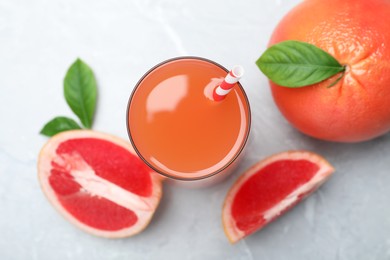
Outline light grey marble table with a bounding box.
[1,0,389,259]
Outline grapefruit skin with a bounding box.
[268,0,390,142]
[222,151,334,243]
[38,130,162,238]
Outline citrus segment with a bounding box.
[57,194,138,231]
[223,151,334,243]
[54,138,153,196]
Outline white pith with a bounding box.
[222,151,334,243]
[53,153,154,211]
[38,130,162,238]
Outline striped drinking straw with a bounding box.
[213,65,244,101]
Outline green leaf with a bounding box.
[64,58,97,128]
[40,116,82,137]
[256,40,345,88]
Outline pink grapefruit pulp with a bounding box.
[222,151,334,243]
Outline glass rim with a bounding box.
[126,56,251,181]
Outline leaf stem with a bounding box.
[327,65,346,88]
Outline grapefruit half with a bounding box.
[38,130,162,238]
[222,151,334,243]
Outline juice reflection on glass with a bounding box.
[127,57,250,184]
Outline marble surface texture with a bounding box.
[1,0,389,259]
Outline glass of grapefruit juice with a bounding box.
[127,57,251,186]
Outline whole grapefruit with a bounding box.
[268,0,390,142]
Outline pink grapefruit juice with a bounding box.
[127,57,250,181]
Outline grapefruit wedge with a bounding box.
[38,130,162,238]
[222,151,334,243]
